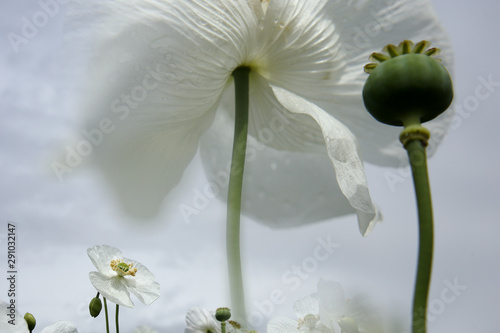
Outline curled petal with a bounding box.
[272,87,380,236]
[200,109,358,228]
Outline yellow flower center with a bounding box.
[110,259,137,277]
[297,314,321,329]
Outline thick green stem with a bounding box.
[115,304,120,333]
[404,138,434,333]
[103,297,110,333]
[227,66,250,323]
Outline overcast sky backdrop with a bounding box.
[1,0,499,332]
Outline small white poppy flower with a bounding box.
[66,0,451,235]
[87,245,160,308]
[185,307,221,333]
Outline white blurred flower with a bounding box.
[0,303,78,333]
[185,308,221,333]
[268,279,384,333]
[66,0,451,235]
[133,326,159,333]
[184,308,257,333]
[87,245,160,308]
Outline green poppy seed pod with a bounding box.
[362,40,453,127]
[215,307,231,322]
[24,312,36,332]
[89,297,103,318]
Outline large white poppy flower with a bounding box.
[87,245,160,308]
[65,0,451,235]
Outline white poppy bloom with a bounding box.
[87,245,160,308]
[185,308,221,333]
[65,0,451,235]
[268,279,384,333]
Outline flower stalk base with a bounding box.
[226,66,251,323]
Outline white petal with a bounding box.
[267,317,301,333]
[89,272,134,308]
[41,321,79,333]
[87,245,122,276]
[320,0,454,166]
[256,0,343,101]
[200,108,358,229]
[316,279,347,322]
[121,258,160,305]
[272,88,380,236]
[0,302,28,333]
[185,308,220,332]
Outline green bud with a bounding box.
[215,307,231,322]
[362,40,453,127]
[338,316,359,333]
[89,296,103,318]
[24,312,36,332]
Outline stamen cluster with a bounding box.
[110,259,137,277]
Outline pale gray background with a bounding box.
[0,0,499,332]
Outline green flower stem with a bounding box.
[221,321,227,333]
[103,297,110,333]
[227,66,251,323]
[402,129,434,333]
[115,304,120,333]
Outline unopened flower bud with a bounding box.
[363,40,453,127]
[215,307,231,322]
[89,297,103,318]
[338,316,359,333]
[24,312,36,332]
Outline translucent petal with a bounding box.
[67,1,249,218]
[267,317,301,333]
[256,0,344,101]
[121,258,160,305]
[87,245,122,276]
[272,88,379,236]
[89,272,134,308]
[229,72,326,152]
[321,0,454,166]
[317,279,347,322]
[185,308,219,332]
[200,109,358,229]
